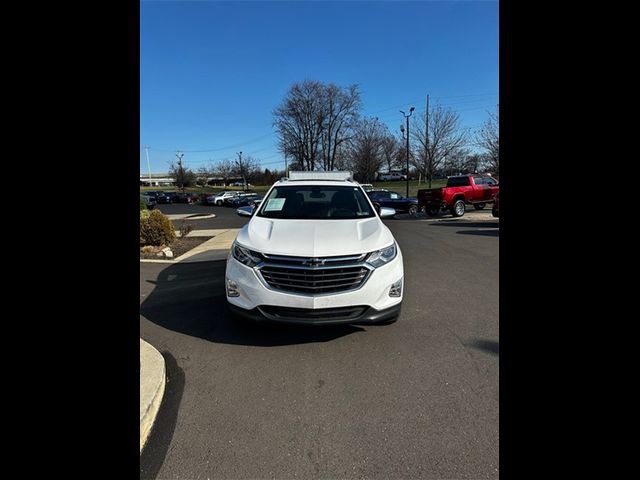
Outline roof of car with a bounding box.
[272,179,360,187]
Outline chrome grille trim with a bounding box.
[255,253,372,295]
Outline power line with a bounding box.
[176,147,280,165]
[363,93,497,116]
[142,94,496,162]
[149,132,275,153]
[433,92,498,100]
[372,104,495,125]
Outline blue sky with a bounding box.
[140,0,498,173]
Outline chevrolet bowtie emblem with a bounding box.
[302,258,326,267]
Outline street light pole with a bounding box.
[400,107,415,197]
[144,145,152,187]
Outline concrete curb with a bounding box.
[140,338,166,453]
[393,210,498,222]
[167,213,217,220]
[140,228,240,264]
[173,229,238,262]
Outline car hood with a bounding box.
[236,216,395,257]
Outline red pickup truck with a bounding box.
[418,175,499,217]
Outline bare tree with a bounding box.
[443,148,476,176]
[465,152,487,174]
[320,83,361,171]
[196,165,211,188]
[274,80,361,171]
[169,159,196,192]
[477,110,499,176]
[380,134,403,173]
[411,105,468,187]
[214,158,235,186]
[234,153,260,190]
[347,117,387,183]
[274,80,326,171]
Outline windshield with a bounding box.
[257,185,375,219]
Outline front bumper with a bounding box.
[225,249,404,315]
[228,302,401,325]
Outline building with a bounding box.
[140,173,175,187]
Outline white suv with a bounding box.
[207,191,247,206]
[225,176,403,325]
[378,172,406,181]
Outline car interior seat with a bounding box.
[329,190,358,217]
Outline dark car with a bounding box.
[367,190,419,215]
[176,192,200,204]
[222,192,245,207]
[227,193,263,207]
[145,191,171,203]
[492,192,499,218]
[145,191,173,204]
[165,192,180,203]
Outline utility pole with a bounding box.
[175,151,185,192]
[284,151,288,178]
[144,145,152,187]
[400,107,415,198]
[236,151,245,191]
[426,94,431,188]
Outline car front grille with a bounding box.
[257,253,371,295]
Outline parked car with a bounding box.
[223,191,259,206]
[492,192,499,218]
[377,172,407,181]
[165,192,180,203]
[145,191,173,204]
[207,191,239,206]
[227,193,264,208]
[359,183,374,192]
[176,192,200,204]
[141,193,156,210]
[231,181,252,187]
[367,190,419,215]
[223,192,252,206]
[226,174,402,325]
[417,175,499,218]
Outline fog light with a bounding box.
[389,278,403,297]
[226,277,240,297]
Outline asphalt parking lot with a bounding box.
[140,206,499,479]
[157,202,249,229]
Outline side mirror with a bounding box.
[379,207,396,219]
[237,206,254,217]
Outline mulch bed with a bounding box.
[140,236,209,260]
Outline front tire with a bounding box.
[408,204,418,215]
[451,199,466,217]
[473,203,486,210]
[216,200,223,206]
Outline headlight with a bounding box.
[232,242,262,268]
[366,243,397,268]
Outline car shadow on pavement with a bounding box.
[140,351,185,480]
[457,229,499,237]
[140,260,363,347]
[431,221,499,229]
[467,339,499,356]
